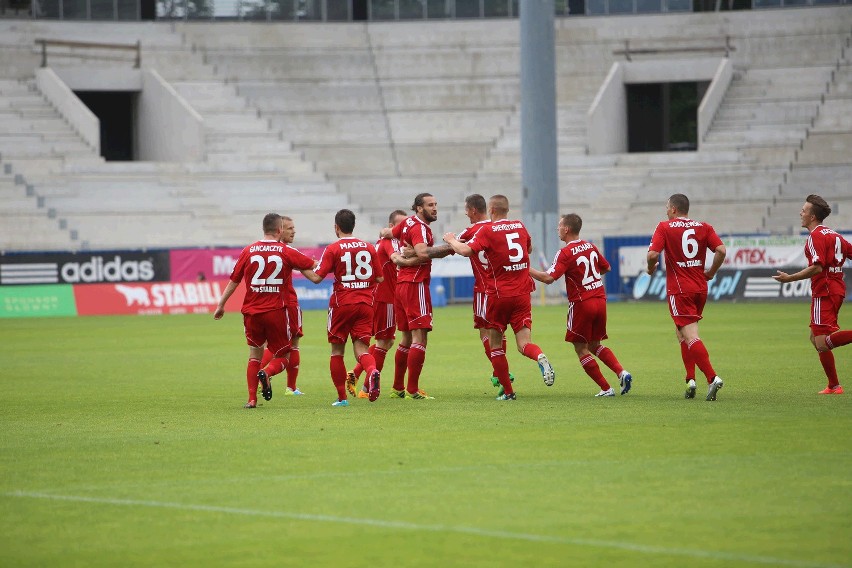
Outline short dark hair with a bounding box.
[489,194,509,217]
[335,209,356,234]
[806,194,831,222]
[262,213,282,234]
[412,193,433,212]
[389,209,407,224]
[465,194,487,214]
[560,213,582,234]
[668,194,690,215]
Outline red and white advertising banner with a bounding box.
[170,247,325,282]
[74,280,245,316]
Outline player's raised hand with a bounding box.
[772,270,790,283]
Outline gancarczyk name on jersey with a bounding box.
[249,244,284,253]
[669,220,703,228]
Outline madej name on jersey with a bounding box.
[339,242,368,250]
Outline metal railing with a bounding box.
[613,35,736,60]
[35,38,141,68]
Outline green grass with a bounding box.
[1,303,850,567]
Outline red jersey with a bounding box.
[457,220,492,293]
[373,237,400,304]
[391,215,433,283]
[282,245,316,307]
[806,225,852,298]
[649,218,724,295]
[466,219,535,298]
[229,239,290,315]
[545,239,610,302]
[315,237,382,308]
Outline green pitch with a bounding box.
[0,303,849,567]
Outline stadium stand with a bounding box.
[0,7,850,252]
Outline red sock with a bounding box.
[246,358,261,402]
[393,345,409,391]
[358,352,377,379]
[373,346,388,371]
[580,354,610,390]
[594,345,624,376]
[330,354,348,400]
[680,340,695,381]
[819,351,839,388]
[406,343,426,394]
[481,335,491,361]
[286,349,299,391]
[490,348,513,395]
[352,345,368,379]
[521,343,543,362]
[260,348,273,368]
[264,356,289,378]
[687,338,717,383]
[827,330,852,350]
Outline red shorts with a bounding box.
[667,292,706,328]
[811,294,843,336]
[286,303,303,338]
[327,303,374,344]
[243,309,291,356]
[565,297,608,343]
[472,291,488,329]
[395,281,432,332]
[373,301,396,340]
[483,294,532,334]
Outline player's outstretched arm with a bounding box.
[529,268,555,284]
[427,244,454,259]
[300,268,324,284]
[213,280,239,320]
[773,264,822,283]
[443,233,473,257]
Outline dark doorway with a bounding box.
[626,81,706,153]
[75,91,136,161]
[353,0,367,20]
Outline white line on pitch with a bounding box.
[4,490,847,568]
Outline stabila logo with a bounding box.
[115,284,151,306]
[61,255,155,283]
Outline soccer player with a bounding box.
[647,193,726,401]
[529,213,632,397]
[301,209,383,407]
[213,213,292,409]
[443,194,556,400]
[347,209,408,399]
[387,193,453,399]
[257,216,317,396]
[772,194,852,394]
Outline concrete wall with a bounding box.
[137,69,204,162]
[52,67,143,91]
[35,67,100,153]
[697,59,733,148]
[587,63,626,155]
[587,58,729,155]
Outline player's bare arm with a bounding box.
[646,250,660,275]
[213,280,239,319]
[443,232,473,257]
[704,245,727,281]
[391,243,429,267]
[529,268,555,284]
[301,268,324,284]
[773,264,822,283]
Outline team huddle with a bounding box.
[214,192,851,408]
